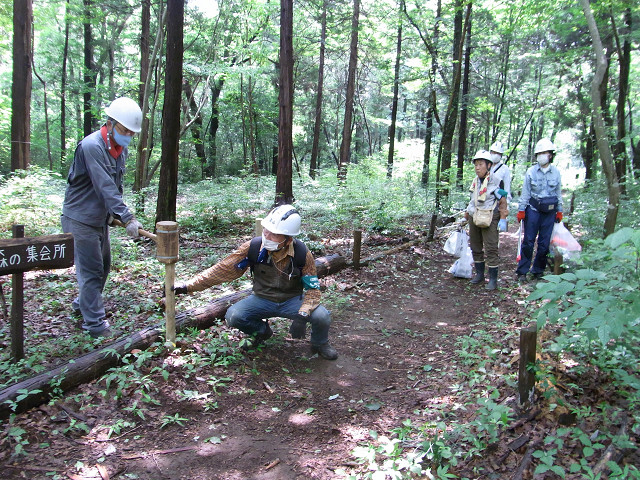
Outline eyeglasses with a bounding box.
[114,122,136,137]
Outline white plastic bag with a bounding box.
[550,222,581,261]
[444,230,468,258]
[448,245,473,278]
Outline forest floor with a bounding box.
[0,223,636,479]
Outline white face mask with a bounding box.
[262,234,282,251]
[537,153,551,166]
[490,153,501,163]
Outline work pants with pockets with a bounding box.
[468,207,500,267]
[61,215,111,335]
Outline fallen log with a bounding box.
[0,254,347,418]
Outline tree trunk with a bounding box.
[155,0,183,224]
[579,0,620,237]
[0,254,346,418]
[611,8,630,194]
[387,4,402,180]
[248,76,258,175]
[435,0,469,205]
[276,0,294,205]
[11,0,33,171]
[456,3,472,188]
[134,0,151,196]
[182,78,207,176]
[83,0,95,137]
[309,0,327,180]
[32,56,53,170]
[338,0,360,182]
[60,0,70,172]
[207,77,224,178]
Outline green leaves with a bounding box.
[528,226,640,347]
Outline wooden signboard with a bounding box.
[0,233,74,275]
[1,226,74,361]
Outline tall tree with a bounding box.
[456,1,472,187]
[579,0,620,237]
[337,0,360,182]
[435,0,469,205]
[611,6,631,194]
[82,0,96,137]
[309,0,327,180]
[135,0,151,194]
[156,0,184,224]
[60,0,70,170]
[11,0,32,171]
[387,1,403,180]
[276,0,294,205]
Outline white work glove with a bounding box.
[125,219,142,239]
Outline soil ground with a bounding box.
[0,226,634,479]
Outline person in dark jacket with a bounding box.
[172,205,338,360]
[62,97,144,338]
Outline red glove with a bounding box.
[555,212,563,223]
[517,211,525,222]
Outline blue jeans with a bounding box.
[516,206,555,275]
[61,216,111,334]
[225,294,331,346]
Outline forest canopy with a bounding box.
[0,0,638,221]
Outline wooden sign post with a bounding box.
[0,225,74,361]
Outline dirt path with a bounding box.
[2,228,528,479]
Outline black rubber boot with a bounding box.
[486,267,498,290]
[470,262,485,284]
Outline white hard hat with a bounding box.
[472,149,492,163]
[534,138,555,154]
[489,141,504,154]
[261,205,301,236]
[104,97,143,133]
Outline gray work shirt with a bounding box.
[62,129,134,227]
[517,163,563,213]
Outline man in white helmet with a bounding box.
[61,97,145,338]
[489,141,511,202]
[172,205,338,360]
[515,138,563,282]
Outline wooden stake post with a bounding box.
[156,221,179,344]
[518,325,538,406]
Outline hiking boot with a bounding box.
[289,320,307,339]
[311,343,338,360]
[241,324,273,351]
[89,327,114,339]
[470,262,485,284]
[517,274,528,283]
[485,267,498,290]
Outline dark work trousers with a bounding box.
[469,207,500,267]
[61,215,111,335]
[516,205,556,275]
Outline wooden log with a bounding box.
[0,254,346,418]
[518,325,537,406]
